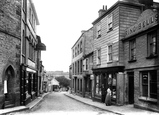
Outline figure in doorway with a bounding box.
[105,87,111,106]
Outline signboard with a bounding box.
[28,59,35,68]
[125,9,158,38]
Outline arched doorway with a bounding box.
[4,65,15,108]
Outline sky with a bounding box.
[32,0,159,72]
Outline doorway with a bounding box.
[128,72,134,104]
[4,66,15,108]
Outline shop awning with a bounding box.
[92,66,124,73]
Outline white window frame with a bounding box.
[107,14,113,32]
[97,25,101,38]
[140,71,157,100]
[107,45,113,62]
[96,48,101,65]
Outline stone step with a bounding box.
[5,101,15,108]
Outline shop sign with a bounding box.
[125,10,158,38]
[28,59,35,68]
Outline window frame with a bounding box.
[108,45,113,62]
[97,25,101,38]
[95,75,102,95]
[147,31,157,58]
[140,70,157,100]
[129,39,136,61]
[96,48,101,65]
[107,14,113,32]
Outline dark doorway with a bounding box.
[74,77,77,93]
[128,72,134,104]
[4,66,15,108]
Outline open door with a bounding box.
[128,72,134,104]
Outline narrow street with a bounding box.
[15,92,117,115]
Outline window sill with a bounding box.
[107,61,113,64]
[128,59,136,63]
[146,54,158,59]
[138,97,157,103]
[97,35,101,39]
[96,64,101,66]
[107,28,113,33]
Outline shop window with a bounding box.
[108,74,116,101]
[147,31,157,58]
[108,45,113,62]
[95,75,101,95]
[140,70,157,99]
[96,48,101,65]
[129,39,136,61]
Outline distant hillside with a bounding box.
[46,71,69,79]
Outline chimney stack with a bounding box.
[138,0,153,9]
[98,5,107,17]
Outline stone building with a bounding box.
[92,0,143,105]
[0,0,21,108]
[123,0,159,111]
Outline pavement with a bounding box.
[0,92,49,115]
[0,92,159,115]
[64,92,159,115]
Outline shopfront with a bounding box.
[92,66,124,105]
[123,9,159,111]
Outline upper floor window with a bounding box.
[107,14,113,31]
[22,30,26,55]
[29,8,31,21]
[97,25,101,38]
[73,49,74,58]
[23,0,26,12]
[75,47,77,57]
[129,39,136,61]
[86,58,88,70]
[96,48,101,65]
[80,41,82,53]
[140,70,157,99]
[108,45,113,62]
[78,44,80,55]
[147,31,157,57]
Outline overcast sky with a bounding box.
[32,0,159,72]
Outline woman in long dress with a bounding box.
[105,88,111,106]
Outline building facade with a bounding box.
[20,0,46,105]
[82,27,94,98]
[123,2,159,111]
[92,1,142,105]
[0,0,22,109]
[71,31,84,96]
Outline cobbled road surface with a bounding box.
[14,92,116,115]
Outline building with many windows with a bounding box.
[82,27,94,98]
[71,31,85,96]
[92,0,143,105]
[20,0,46,105]
[123,0,159,111]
